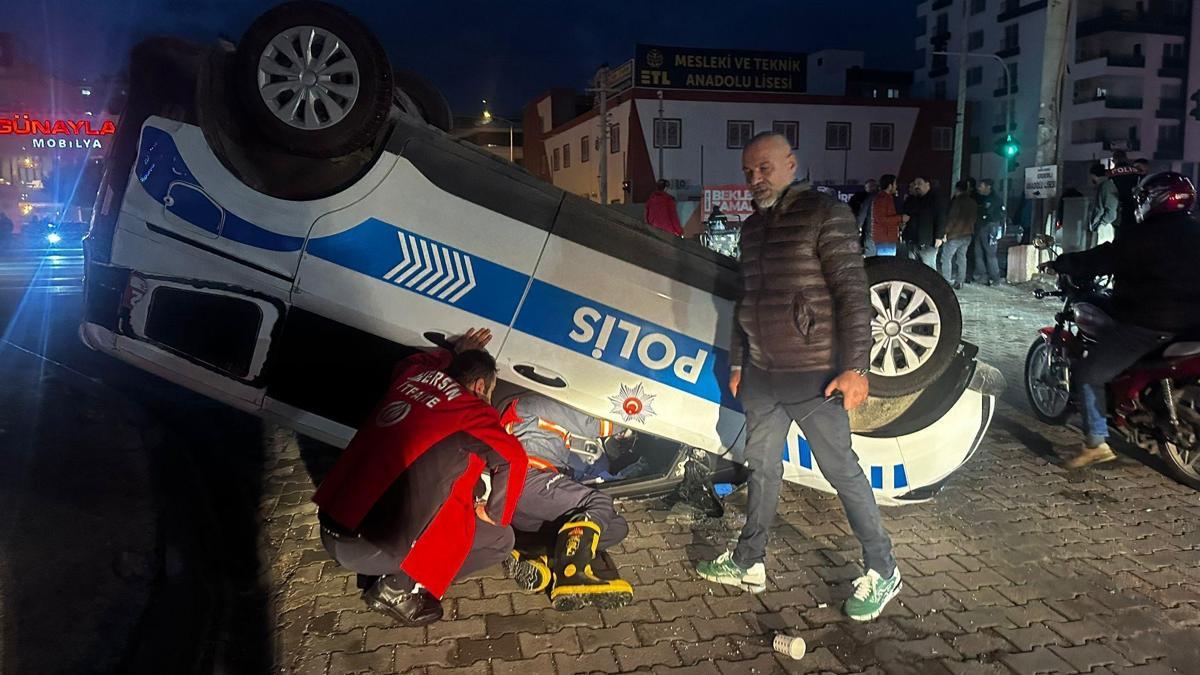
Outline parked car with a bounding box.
[80,2,1000,506]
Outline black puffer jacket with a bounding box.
[731,182,872,373]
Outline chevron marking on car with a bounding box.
[382,231,477,303]
[784,431,907,493]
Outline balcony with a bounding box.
[1077,12,1189,39]
[994,84,1019,97]
[1074,94,1144,109]
[932,0,952,9]
[1159,57,1187,79]
[1073,53,1148,80]
[1157,99,1185,119]
[996,44,1021,59]
[998,0,1047,22]
[991,121,1018,134]
[1156,140,1183,160]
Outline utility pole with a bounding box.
[585,66,619,205]
[656,89,665,181]
[951,0,969,186]
[934,51,1013,224]
[1033,0,1073,237]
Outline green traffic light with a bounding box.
[1002,135,1019,158]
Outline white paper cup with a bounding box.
[772,633,806,660]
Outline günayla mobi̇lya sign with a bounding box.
[636,44,806,93]
[0,114,116,150]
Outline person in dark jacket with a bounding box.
[1107,151,1142,234]
[901,176,944,268]
[848,178,878,220]
[849,179,879,254]
[1044,172,1200,468]
[1088,163,1119,247]
[498,393,633,609]
[645,179,684,236]
[940,180,977,288]
[313,328,528,626]
[970,179,1004,285]
[695,131,899,623]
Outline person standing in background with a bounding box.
[645,179,684,236]
[869,174,908,256]
[901,177,944,268]
[941,180,977,289]
[971,179,1004,285]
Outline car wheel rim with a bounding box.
[257,26,360,130]
[868,280,942,377]
[1026,341,1070,417]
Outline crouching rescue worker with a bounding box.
[312,328,528,626]
[498,393,633,610]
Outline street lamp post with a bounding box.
[480,99,515,162]
[932,50,1014,229]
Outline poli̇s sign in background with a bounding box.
[636,44,807,93]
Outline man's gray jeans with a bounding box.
[732,367,896,577]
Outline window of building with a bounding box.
[916,18,927,36]
[967,66,983,86]
[932,126,954,151]
[970,0,986,14]
[1004,23,1019,50]
[610,124,621,153]
[1003,0,1019,11]
[595,135,602,152]
[581,135,590,163]
[869,123,895,151]
[563,143,571,168]
[825,122,851,150]
[1162,83,1183,101]
[1166,43,1185,60]
[887,88,901,99]
[968,30,984,50]
[773,121,799,148]
[552,147,560,171]
[935,13,948,33]
[934,80,947,100]
[654,118,682,148]
[727,120,754,148]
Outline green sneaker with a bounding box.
[695,551,766,593]
[843,568,902,622]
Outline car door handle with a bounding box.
[423,330,452,349]
[513,364,567,388]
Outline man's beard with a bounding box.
[753,186,781,209]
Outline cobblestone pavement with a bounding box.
[259,280,1200,674]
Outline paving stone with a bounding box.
[600,601,660,627]
[452,633,522,666]
[691,614,756,641]
[426,616,486,643]
[675,636,740,666]
[455,594,514,617]
[774,646,849,674]
[577,622,638,653]
[999,646,1076,675]
[937,659,1008,675]
[307,628,364,655]
[995,623,1065,651]
[518,627,580,657]
[484,611,549,638]
[553,647,618,674]
[898,591,965,616]
[653,597,713,622]
[716,653,779,674]
[613,642,684,671]
[364,624,428,650]
[492,653,556,675]
[948,631,1009,659]
[635,617,699,645]
[1049,643,1129,671]
[328,647,395,673]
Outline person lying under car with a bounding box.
[498,393,635,609]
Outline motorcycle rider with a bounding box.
[1043,172,1200,467]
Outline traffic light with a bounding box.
[994,134,1019,159]
[1190,90,1200,121]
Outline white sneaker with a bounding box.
[696,551,767,593]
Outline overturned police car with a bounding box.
[80,2,1000,507]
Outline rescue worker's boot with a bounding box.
[362,575,443,627]
[549,520,633,611]
[504,550,551,592]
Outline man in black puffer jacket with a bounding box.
[696,132,899,623]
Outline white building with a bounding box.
[914,0,1198,196]
[524,45,954,231]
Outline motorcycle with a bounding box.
[1023,234,1200,490]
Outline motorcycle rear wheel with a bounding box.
[1160,441,1200,491]
[1025,337,1072,424]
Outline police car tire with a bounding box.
[864,256,962,397]
[393,69,453,132]
[235,1,393,158]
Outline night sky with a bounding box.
[10,0,919,116]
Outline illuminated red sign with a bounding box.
[0,114,116,136]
